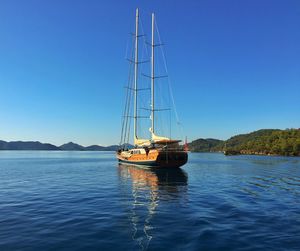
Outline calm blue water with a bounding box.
[0,151,299,251]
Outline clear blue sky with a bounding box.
[0,0,299,146]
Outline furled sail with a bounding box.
[134,137,151,146]
[151,132,170,142]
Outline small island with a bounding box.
[188,129,300,157]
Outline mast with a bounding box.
[151,13,155,135]
[134,8,139,141]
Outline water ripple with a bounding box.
[0,152,299,250]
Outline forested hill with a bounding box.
[188,138,223,152]
[189,129,300,156]
[223,129,300,156]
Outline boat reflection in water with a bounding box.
[118,164,188,250]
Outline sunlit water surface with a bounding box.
[0,151,299,251]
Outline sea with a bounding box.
[0,151,299,251]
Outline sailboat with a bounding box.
[116,8,188,168]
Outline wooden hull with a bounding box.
[117,150,188,168]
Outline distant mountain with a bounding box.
[0,140,7,149]
[58,143,123,151]
[59,142,85,151]
[84,145,106,151]
[103,145,120,151]
[0,141,59,150]
[188,138,223,152]
[0,140,123,151]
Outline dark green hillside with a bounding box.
[188,138,224,152]
[224,129,300,156]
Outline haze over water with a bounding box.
[0,151,299,250]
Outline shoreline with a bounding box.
[191,150,300,157]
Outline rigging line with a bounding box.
[139,15,150,82]
[140,16,150,58]
[156,70,163,134]
[124,38,134,139]
[123,37,135,146]
[124,93,131,146]
[155,56,169,138]
[167,63,172,139]
[124,34,130,60]
[125,86,133,146]
[121,69,132,145]
[169,107,172,139]
[121,42,134,145]
[120,42,133,145]
[125,63,134,145]
[120,84,129,145]
[126,113,132,146]
[155,21,180,125]
[125,73,134,145]
[140,13,151,131]
[155,20,185,141]
[125,73,134,143]
[127,92,134,145]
